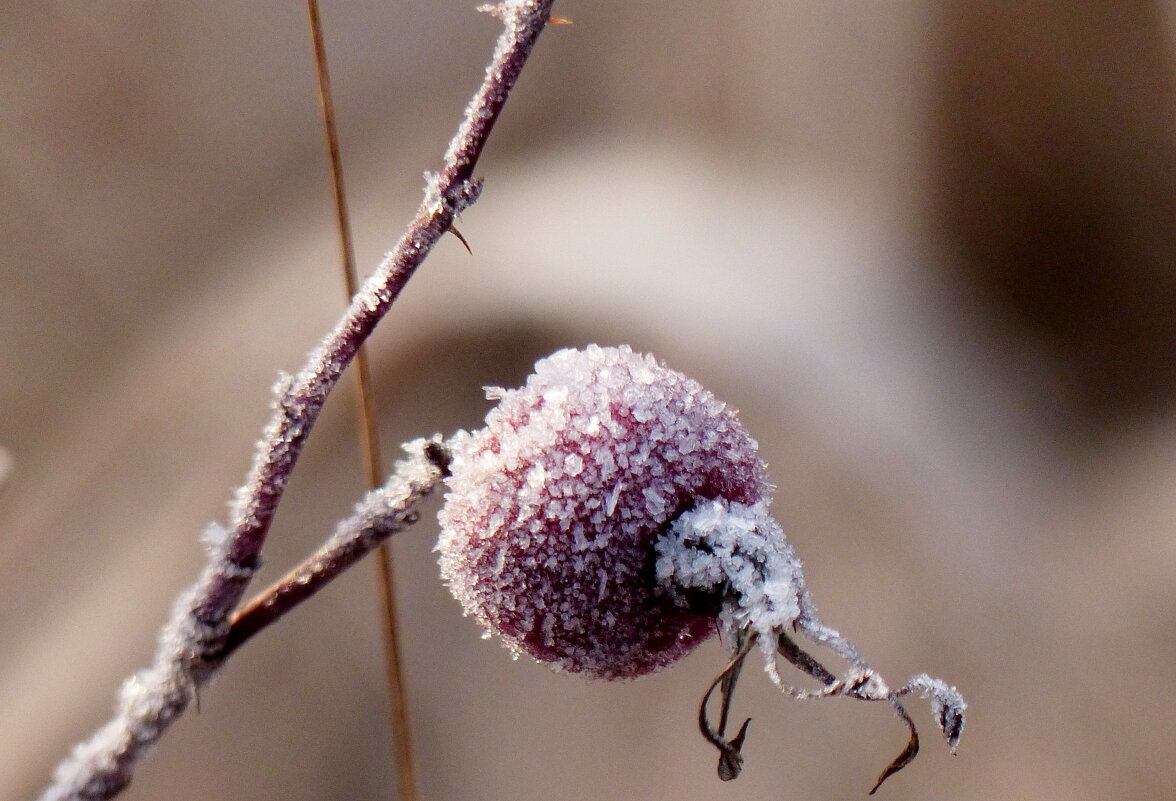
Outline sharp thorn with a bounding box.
[449,224,473,254]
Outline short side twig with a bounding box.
[220,438,449,661]
[36,2,556,799]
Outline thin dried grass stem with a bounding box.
[304,3,418,798]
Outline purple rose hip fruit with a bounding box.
[437,344,770,679]
[436,345,966,791]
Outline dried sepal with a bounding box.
[698,630,756,781]
[901,673,967,752]
[658,496,966,791]
[869,698,919,794]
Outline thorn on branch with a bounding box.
[449,224,473,254]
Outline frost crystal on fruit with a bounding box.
[436,344,966,791]
[437,344,769,679]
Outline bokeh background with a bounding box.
[4,2,1176,799]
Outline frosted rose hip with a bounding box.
[436,344,966,788]
[436,344,770,679]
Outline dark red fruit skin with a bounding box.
[438,346,769,679]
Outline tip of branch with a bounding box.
[423,436,454,477]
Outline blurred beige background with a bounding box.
[4,2,1176,800]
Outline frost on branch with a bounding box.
[37,441,448,801]
[38,1,558,796]
[437,345,966,791]
[37,521,251,801]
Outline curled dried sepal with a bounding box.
[659,499,966,791]
[901,674,967,752]
[698,631,756,781]
[868,698,919,795]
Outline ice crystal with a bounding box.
[657,499,811,684]
[437,344,769,679]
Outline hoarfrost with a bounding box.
[437,345,768,679]
[657,500,804,644]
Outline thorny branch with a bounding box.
[37,441,447,801]
[36,3,557,799]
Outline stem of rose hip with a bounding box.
[223,439,451,661]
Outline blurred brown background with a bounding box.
[4,2,1176,800]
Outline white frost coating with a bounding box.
[657,497,968,788]
[605,481,623,516]
[200,522,230,551]
[39,439,446,801]
[657,499,809,684]
[37,583,211,801]
[438,343,967,786]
